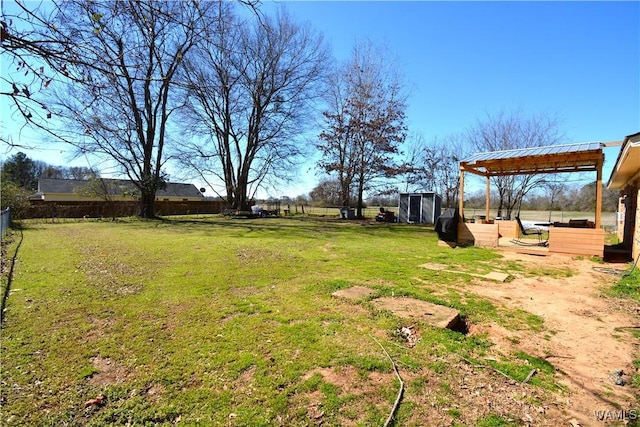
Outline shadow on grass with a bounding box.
[151,215,442,239]
[1,227,24,326]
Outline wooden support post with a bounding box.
[459,170,465,220]
[595,160,603,229]
[485,176,491,221]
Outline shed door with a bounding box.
[423,195,434,223]
[409,195,422,223]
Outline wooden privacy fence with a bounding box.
[26,200,227,219]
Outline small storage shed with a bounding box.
[398,192,442,224]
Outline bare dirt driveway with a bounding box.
[469,251,639,426]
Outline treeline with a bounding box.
[303,175,620,213]
[464,181,619,213]
[1,152,94,191]
[1,152,95,218]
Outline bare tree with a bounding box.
[400,133,468,208]
[39,0,215,218]
[1,1,260,146]
[177,7,329,211]
[309,178,343,207]
[428,136,466,209]
[543,180,565,221]
[76,177,137,220]
[317,67,356,208]
[465,110,564,219]
[318,40,408,218]
[1,1,68,147]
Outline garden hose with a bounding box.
[622,237,640,278]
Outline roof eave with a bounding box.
[607,136,640,189]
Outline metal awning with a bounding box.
[458,141,609,228]
[460,142,604,176]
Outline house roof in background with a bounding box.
[607,132,640,189]
[158,182,204,198]
[460,142,605,176]
[36,178,204,198]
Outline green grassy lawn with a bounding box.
[0,216,621,425]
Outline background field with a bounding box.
[263,206,616,229]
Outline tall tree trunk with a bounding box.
[235,178,249,211]
[139,191,156,219]
[356,175,365,219]
[340,182,350,207]
[338,168,350,207]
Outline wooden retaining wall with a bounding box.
[548,227,605,257]
[497,220,519,239]
[457,221,606,258]
[457,223,499,247]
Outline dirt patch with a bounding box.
[82,314,116,344]
[332,286,376,301]
[229,285,260,298]
[468,251,639,425]
[77,245,144,295]
[237,365,256,385]
[235,248,293,264]
[420,263,511,282]
[297,366,396,426]
[402,355,563,426]
[88,356,131,386]
[144,383,165,402]
[419,262,449,270]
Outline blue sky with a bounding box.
[271,0,640,196]
[2,1,639,198]
[275,1,638,141]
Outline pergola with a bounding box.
[458,142,606,228]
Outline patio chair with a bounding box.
[513,216,547,246]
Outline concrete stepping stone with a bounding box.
[370,297,460,330]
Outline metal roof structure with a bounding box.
[460,142,604,176]
[458,141,609,228]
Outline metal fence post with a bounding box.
[1,208,11,240]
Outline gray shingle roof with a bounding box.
[37,178,203,198]
[157,182,204,198]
